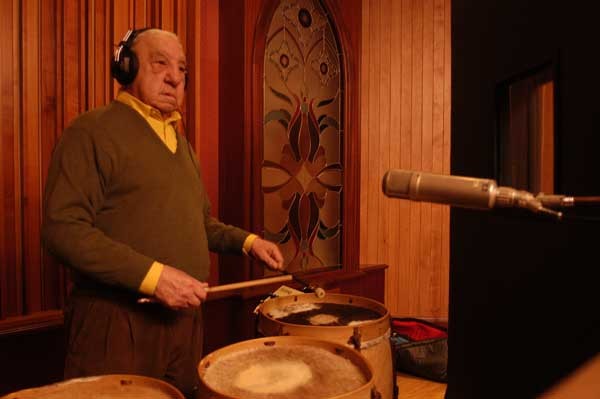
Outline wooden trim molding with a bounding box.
[0,310,64,337]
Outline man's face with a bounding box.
[128,32,186,115]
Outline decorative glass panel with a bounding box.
[263,0,343,272]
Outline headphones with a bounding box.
[111,28,149,86]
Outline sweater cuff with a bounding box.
[242,234,258,256]
[138,261,164,295]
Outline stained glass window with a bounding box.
[263,0,343,272]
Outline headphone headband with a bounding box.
[111,28,150,86]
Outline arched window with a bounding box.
[262,0,344,273]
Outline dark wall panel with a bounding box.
[449,2,600,398]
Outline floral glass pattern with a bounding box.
[263,0,343,272]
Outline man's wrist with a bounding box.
[138,261,164,295]
[242,234,258,255]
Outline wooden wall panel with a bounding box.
[0,0,22,319]
[360,0,451,319]
[22,0,43,313]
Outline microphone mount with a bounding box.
[495,187,563,220]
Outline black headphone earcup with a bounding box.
[111,46,139,86]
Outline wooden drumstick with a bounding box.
[137,275,293,303]
[205,275,292,293]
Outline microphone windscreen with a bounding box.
[382,169,412,198]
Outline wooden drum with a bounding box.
[0,374,185,399]
[258,293,394,399]
[197,336,375,399]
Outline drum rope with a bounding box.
[349,328,391,350]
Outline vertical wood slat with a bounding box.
[431,0,447,314]
[360,0,451,318]
[40,0,62,310]
[174,0,186,51]
[0,0,23,318]
[133,0,148,27]
[378,0,392,304]
[365,0,381,267]
[419,0,434,314]
[198,0,221,285]
[408,0,424,314]
[160,0,174,31]
[388,0,402,311]
[63,0,83,124]
[398,0,413,315]
[89,0,110,109]
[359,0,370,272]
[21,0,43,314]
[442,0,451,308]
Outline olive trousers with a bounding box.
[63,289,203,398]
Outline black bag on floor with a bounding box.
[391,318,448,383]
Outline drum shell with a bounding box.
[197,336,375,399]
[0,374,185,399]
[258,293,394,399]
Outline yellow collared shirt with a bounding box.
[116,90,180,153]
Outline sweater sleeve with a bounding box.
[42,124,154,292]
[203,197,251,254]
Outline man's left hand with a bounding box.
[250,237,285,271]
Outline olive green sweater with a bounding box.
[42,101,249,293]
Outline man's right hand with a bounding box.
[153,265,208,309]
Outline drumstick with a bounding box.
[137,275,293,303]
[205,275,292,293]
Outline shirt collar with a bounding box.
[116,90,182,125]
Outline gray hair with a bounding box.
[131,28,183,50]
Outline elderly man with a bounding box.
[42,28,284,397]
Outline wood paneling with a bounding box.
[360,0,451,318]
[0,0,22,319]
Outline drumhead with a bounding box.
[260,293,388,326]
[198,336,374,399]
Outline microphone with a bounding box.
[382,169,563,219]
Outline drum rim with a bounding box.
[258,293,390,328]
[2,374,185,399]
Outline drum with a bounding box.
[197,336,375,399]
[0,374,184,399]
[258,293,394,399]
